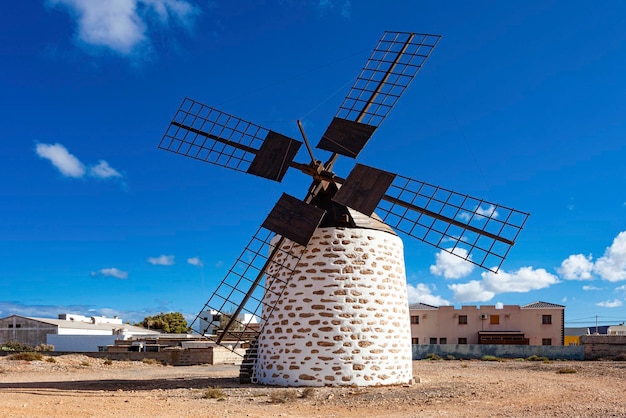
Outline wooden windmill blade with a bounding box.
[317,31,441,158]
[190,193,326,341]
[333,164,530,273]
[159,98,302,182]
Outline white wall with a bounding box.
[48,335,120,352]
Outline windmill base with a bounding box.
[256,226,413,387]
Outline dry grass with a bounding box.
[202,387,226,400]
[269,389,299,403]
[300,387,316,399]
[8,352,43,361]
[141,358,160,365]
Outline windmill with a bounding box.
[159,31,529,387]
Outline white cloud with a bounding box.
[616,285,626,293]
[582,285,604,291]
[429,248,474,279]
[49,0,198,56]
[558,253,594,280]
[481,267,559,293]
[448,280,495,303]
[0,301,168,324]
[458,204,499,222]
[148,255,175,266]
[91,267,128,279]
[406,283,450,306]
[35,143,85,178]
[36,142,123,181]
[593,231,626,282]
[90,160,122,179]
[187,257,203,267]
[317,0,351,18]
[448,266,559,303]
[596,299,623,308]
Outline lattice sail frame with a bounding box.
[159,99,262,172]
[376,174,529,272]
[337,31,441,127]
[189,228,304,347]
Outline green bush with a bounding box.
[481,355,500,361]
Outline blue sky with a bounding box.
[1,1,625,327]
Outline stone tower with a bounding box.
[255,203,413,387]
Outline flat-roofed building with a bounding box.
[409,301,565,346]
[0,314,159,352]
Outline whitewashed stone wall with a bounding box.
[256,226,412,387]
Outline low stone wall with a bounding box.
[32,347,244,366]
[413,344,585,360]
[581,335,626,360]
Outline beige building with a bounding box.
[409,301,564,346]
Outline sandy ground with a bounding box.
[1,354,626,417]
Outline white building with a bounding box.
[0,314,160,352]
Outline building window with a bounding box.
[458,315,468,324]
[15,324,21,328]
[429,337,437,344]
[458,337,467,344]
[490,315,500,325]
[411,337,419,345]
[439,338,447,344]
[542,338,552,346]
[8,324,13,328]
[410,315,419,324]
[542,315,552,324]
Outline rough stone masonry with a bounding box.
[256,226,413,386]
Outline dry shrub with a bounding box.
[9,352,43,361]
[526,355,550,363]
[141,358,160,365]
[80,361,90,367]
[46,357,57,363]
[300,387,316,399]
[203,387,226,400]
[557,367,577,374]
[269,389,298,403]
[103,358,113,366]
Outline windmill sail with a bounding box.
[376,174,529,272]
[190,226,305,344]
[159,98,302,182]
[334,163,529,273]
[317,31,441,158]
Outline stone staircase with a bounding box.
[239,339,258,384]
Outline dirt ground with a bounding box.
[1,354,626,417]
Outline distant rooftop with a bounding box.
[408,303,439,310]
[521,301,565,309]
